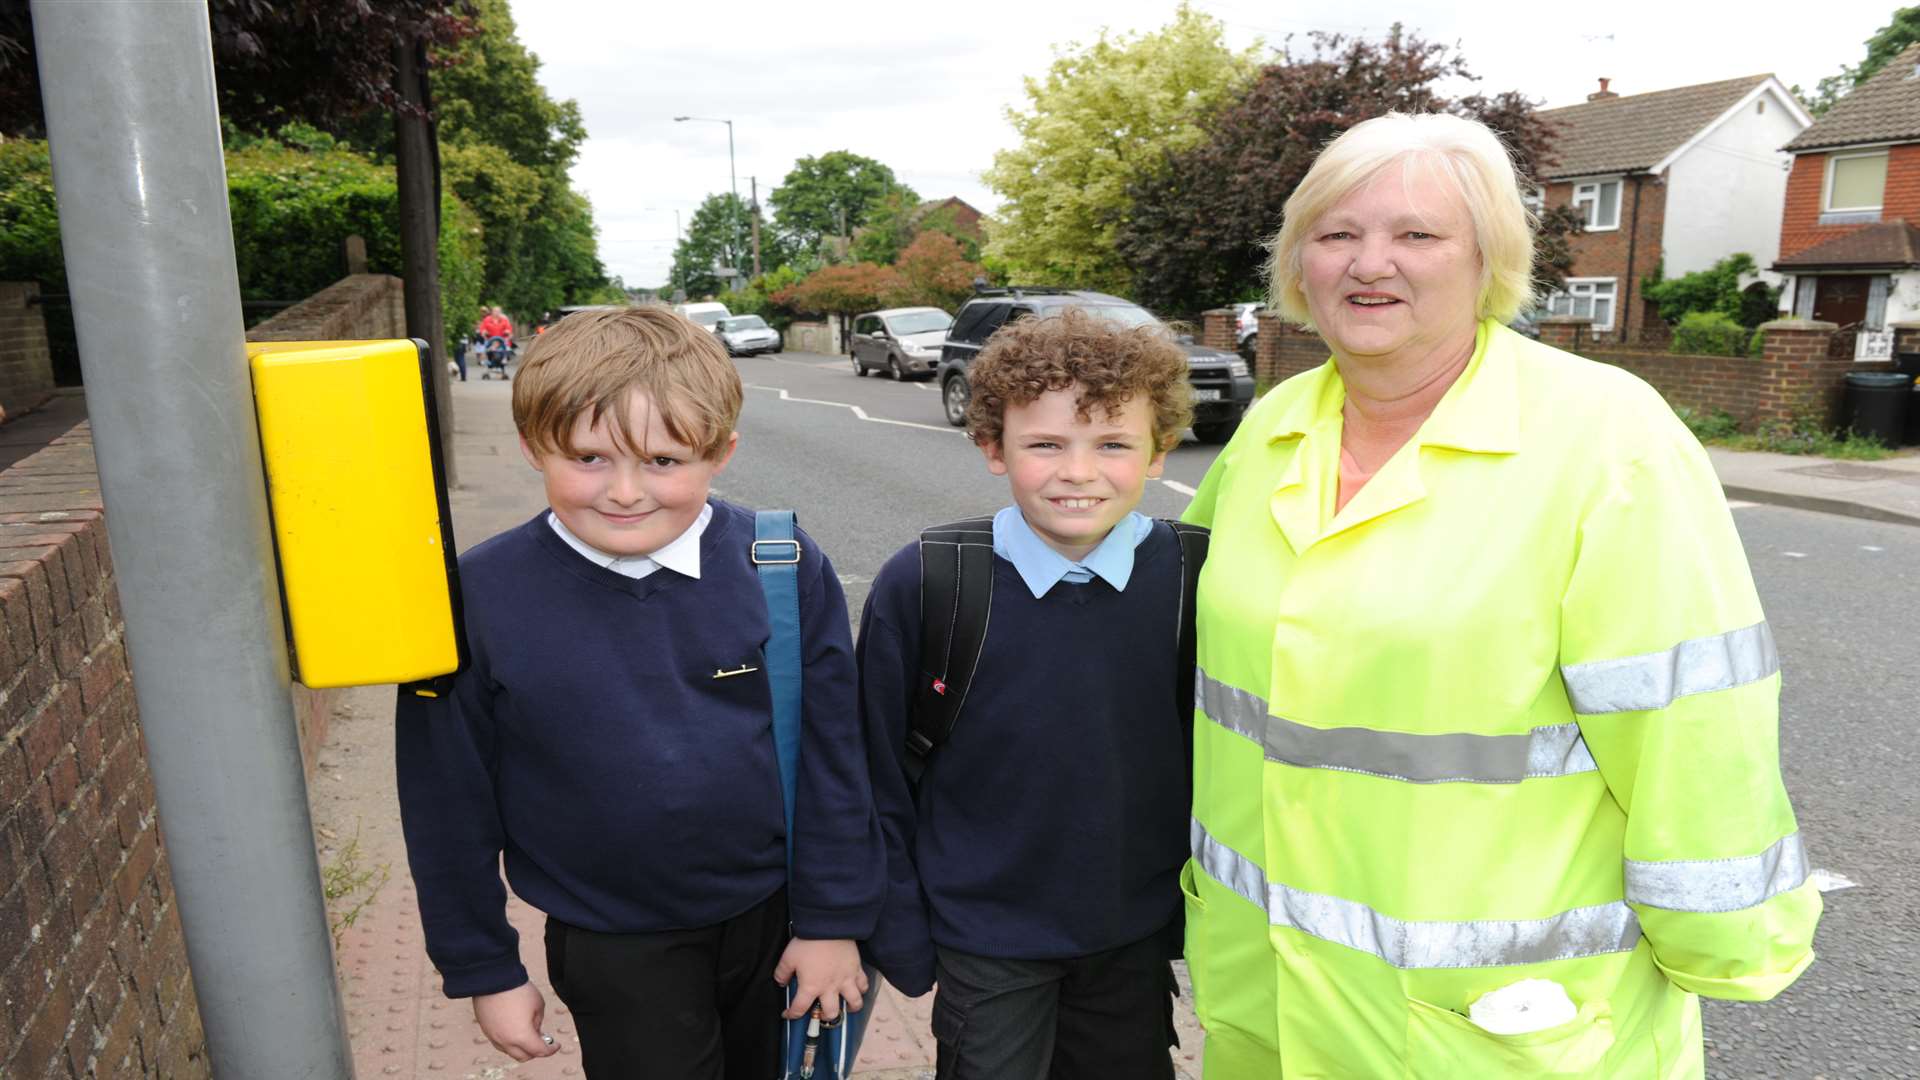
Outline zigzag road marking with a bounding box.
[744,383,1199,500]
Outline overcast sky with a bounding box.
[513,0,1893,288]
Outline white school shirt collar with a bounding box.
[546,503,711,579]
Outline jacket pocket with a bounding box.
[1177,860,1210,1026]
[1405,997,1614,1078]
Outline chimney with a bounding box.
[1588,78,1618,101]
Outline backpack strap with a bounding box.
[907,516,996,783]
[1164,521,1210,744]
[752,510,804,873]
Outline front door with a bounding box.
[1811,276,1870,328]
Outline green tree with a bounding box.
[849,191,920,265]
[671,193,753,299]
[1797,6,1920,115]
[982,4,1257,292]
[771,151,916,256]
[1113,27,1574,319]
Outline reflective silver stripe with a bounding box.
[1196,669,1266,743]
[1624,833,1810,914]
[1188,818,1642,968]
[1197,669,1596,784]
[1269,883,1642,969]
[1190,817,1267,910]
[1562,621,1779,715]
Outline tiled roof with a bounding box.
[1785,43,1920,152]
[1773,221,1920,269]
[1538,75,1773,179]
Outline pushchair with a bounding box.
[479,335,513,380]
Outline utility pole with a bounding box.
[750,176,763,278]
[29,3,352,1076]
[394,33,456,486]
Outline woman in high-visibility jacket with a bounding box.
[1180,113,1820,1078]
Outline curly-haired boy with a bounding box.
[859,308,1204,1079]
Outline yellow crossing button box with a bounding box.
[249,339,464,687]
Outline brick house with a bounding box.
[1537,75,1811,342]
[1773,42,1920,361]
[910,196,986,242]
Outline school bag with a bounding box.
[905,515,1209,782]
[751,510,879,1080]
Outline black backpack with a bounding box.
[904,516,1210,782]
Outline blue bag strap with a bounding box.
[752,510,804,875]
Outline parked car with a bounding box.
[1233,301,1261,360]
[673,301,731,332]
[851,307,954,380]
[936,288,1256,443]
[715,315,782,356]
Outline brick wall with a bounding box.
[0,428,209,1079]
[1542,176,1668,341]
[1780,145,1920,261]
[0,284,60,421]
[1538,315,1890,428]
[246,273,404,342]
[1252,312,1332,386]
[1201,309,1239,352]
[0,271,405,1078]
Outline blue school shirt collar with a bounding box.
[992,505,1153,599]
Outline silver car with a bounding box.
[851,307,954,380]
[715,315,782,357]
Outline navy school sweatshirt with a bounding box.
[395,500,883,998]
[858,521,1193,996]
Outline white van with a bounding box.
[673,302,731,332]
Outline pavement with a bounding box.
[1708,446,1920,527]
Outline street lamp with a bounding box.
[673,115,741,278]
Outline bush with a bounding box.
[1642,253,1781,330]
[1670,311,1752,357]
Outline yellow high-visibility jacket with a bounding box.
[1181,320,1820,1078]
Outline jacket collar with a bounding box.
[1262,319,1520,551]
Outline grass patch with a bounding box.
[1675,406,1895,461]
[321,824,390,951]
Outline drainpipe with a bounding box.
[1622,173,1646,341]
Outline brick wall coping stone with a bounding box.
[1757,318,1839,332]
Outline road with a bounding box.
[723,351,1920,1078]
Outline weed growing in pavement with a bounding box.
[1674,406,1894,461]
[322,824,390,952]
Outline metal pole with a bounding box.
[726,119,740,271]
[750,176,763,278]
[29,5,352,1078]
[396,34,457,486]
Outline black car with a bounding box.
[935,288,1256,444]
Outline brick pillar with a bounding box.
[1254,311,1286,386]
[0,282,59,419]
[1201,308,1238,353]
[1753,319,1841,428]
[1538,314,1592,354]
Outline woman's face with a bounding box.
[1298,158,1483,364]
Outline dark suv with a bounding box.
[936,288,1257,443]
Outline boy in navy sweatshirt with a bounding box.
[396,306,881,1079]
[860,309,1197,1079]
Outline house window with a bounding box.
[1572,179,1622,230]
[1545,278,1618,331]
[1825,151,1888,212]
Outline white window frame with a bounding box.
[1546,277,1619,331]
[1823,150,1888,213]
[1571,177,1623,231]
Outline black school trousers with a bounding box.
[543,886,788,1080]
[931,922,1180,1080]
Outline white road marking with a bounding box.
[1862,545,1885,552]
[744,383,961,435]
[1810,868,1858,893]
[1159,479,1198,497]
[1726,500,1759,510]
[913,381,931,391]
[1782,551,1808,558]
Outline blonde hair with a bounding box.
[1267,112,1537,327]
[511,306,742,460]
